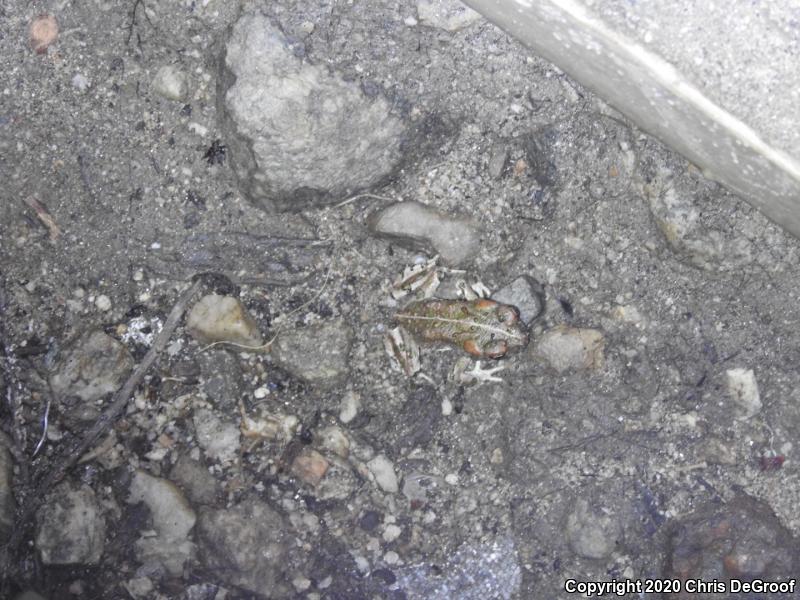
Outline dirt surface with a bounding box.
[2,1,800,599]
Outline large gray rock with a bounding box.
[218,10,408,211]
[35,482,106,565]
[197,498,291,597]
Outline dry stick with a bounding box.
[1,279,202,579]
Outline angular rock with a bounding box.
[291,447,330,487]
[564,497,622,560]
[725,368,761,420]
[151,65,189,102]
[532,326,605,373]
[271,320,353,387]
[49,330,134,402]
[369,201,481,266]
[219,10,407,211]
[35,482,106,565]
[197,498,291,597]
[128,469,197,577]
[664,495,798,599]
[416,0,482,31]
[193,407,240,464]
[492,275,546,325]
[186,294,262,347]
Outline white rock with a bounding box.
[193,407,240,464]
[726,368,761,420]
[382,523,402,542]
[339,391,361,423]
[367,455,399,493]
[94,294,112,312]
[416,0,482,31]
[151,65,189,101]
[186,294,263,347]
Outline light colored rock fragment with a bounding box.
[367,454,399,494]
[49,330,134,402]
[339,391,361,424]
[369,201,481,266]
[272,320,353,387]
[193,407,240,464]
[533,325,605,373]
[128,469,197,577]
[169,454,220,505]
[186,294,262,347]
[35,483,106,565]
[726,368,761,420]
[151,65,189,101]
[291,448,330,487]
[416,0,482,31]
[219,10,407,211]
[492,275,546,324]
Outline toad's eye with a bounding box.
[496,306,518,324]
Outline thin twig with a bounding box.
[0,279,201,580]
[334,193,396,208]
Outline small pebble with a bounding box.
[367,455,399,494]
[292,577,311,592]
[383,523,402,542]
[339,391,361,423]
[384,551,400,565]
[30,14,58,54]
[95,294,112,312]
[444,473,459,486]
[253,386,268,399]
[71,73,90,92]
[151,65,189,102]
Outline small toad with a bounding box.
[384,258,530,384]
[395,298,528,358]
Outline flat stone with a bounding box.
[492,275,545,325]
[416,0,482,31]
[272,320,353,388]
[49,330,134,402]
[564,497,621,560]
[35,482,106,565]
[532,325,605,373]
[197,498,291,597]
[369,201,481,266]
[151,65,189,102]
[219,10,407,211]
[193,407,240,464]
[186,294,262,347]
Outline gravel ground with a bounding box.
[2,1,800,599]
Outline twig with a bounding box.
[23,196,61,241]
[0,279,201,581]
[334,193,396,208]
[32,396,51,457]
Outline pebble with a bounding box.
[128,469,197,577]
[416,0,482,31]
[219,10,407,211]
[492,275,546,324]
[564,497,621,559]
[290,447,330,487]
[725,368,762,420]
[271,320,353,388]
[369,201,481,266]
[168,454,220,505]
[532,325,605,373]
[487,143,510,178]
[123,577,154,599]
[193,407,240,464]
[339,391,361,423]
[94,294,112,311]
[367,455,399,494]
[383,523,402,542]
[29,14,58,54]
[197,499,291,596]
[186,294,263,347]
[359,510,381,531]
[49,330,134,402]
[35,482,106,565]
[151,65,189,102]
[316,425,350,458]
[71,73,90,92]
